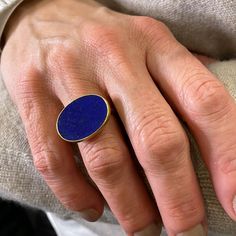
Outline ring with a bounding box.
[56,94,110,142]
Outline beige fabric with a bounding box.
[0,0,236,235]
[0,0,24,52]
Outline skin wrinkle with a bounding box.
[1,0,236,235]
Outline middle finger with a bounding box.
[53,67,161,235]
[105,61,205,235]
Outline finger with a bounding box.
[54,72,162,235]
[11,71,104,221]
[102,49,205,234]
[146,19,236,221]
[81,116,162,235]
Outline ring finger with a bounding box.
[54,69,162,235]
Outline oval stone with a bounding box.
[57,95,110,142]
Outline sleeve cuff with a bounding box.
[0,0,24,53]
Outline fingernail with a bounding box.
[79,209,100,222]
[134,222,162,236]
[177,224,206,236]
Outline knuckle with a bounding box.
[80,22,129,72]
[81,22,119,57]
[82,138,126,180]
[134,108,188,172]
[131,16,168,35]
[130,16,173,52]
[165,196,200,221]
[33,148,62,178]
[48,42,77,69]
[182,72,230,118]
[145,136,188,174]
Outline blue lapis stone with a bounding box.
[57,95,110,142]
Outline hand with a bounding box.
[1,0,236,235]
